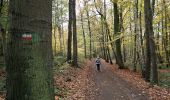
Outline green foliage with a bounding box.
[54,55,67,67]
[159,65,170,69]
[77,48,86,66]
[0,0,9,30]
[0,15,9,30]
[53,54,70,73]
[159,72,170,88]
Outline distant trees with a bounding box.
[52,0,67,56]
[90,0,112,64]
[80,12,87,58]
[85,1,92,60]
[6,0,54,99]
[77,0,170,84]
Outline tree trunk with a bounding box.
[58,25,62,52]
[53,25,57,56]
[0,0,5,63]
[53,7,57,56]
[101,18,106,60]
[133,0,139,72]
[113,1,124,68]
[80,13,87,58]
[72,0,78,66]
[67,0,73,62]
[139,8,145,78]
[163,0,170,65]
[86,7,92,60]
[144,0,158,83]
[6,0,54,99]
[156,22,163,63]
[61,23,65,55]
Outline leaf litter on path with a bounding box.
[112,63,170,100]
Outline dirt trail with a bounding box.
[91,60,148,100]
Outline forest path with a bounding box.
[91,60,148,100]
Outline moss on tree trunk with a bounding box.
[6,0,54,100]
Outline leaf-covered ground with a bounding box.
[54,59,170,100]
[54,60,97,100]
[0,60,169,100]
[113,64,170,100]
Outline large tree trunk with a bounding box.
[6,0,54,100]
[0,0,5,64]
[144,0,158,83]
[162,0,170,65]
[113,1,124,69]
[72,0,78,66]
[67,0,73,62]
[133,0,139,72]
[139,5,145,78]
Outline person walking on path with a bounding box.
[95,57,101,71]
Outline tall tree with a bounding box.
[144,0,158,83]
[85,1,93,60]
[162,0,170,65]
[67,0,73,62]
[80,12,87,58]
[52,0,58,56]
[139,0,145,78]
[72,0,78,66]
[133,0,139,72]
[113,0,124,68]
[6,0,54,99]
[67,0,78,66]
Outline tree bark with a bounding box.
[0,0,5,60]
[163,0,170,65]
[144,0,158,83]
[67,0,73,62]
[139,6,145,78]
[6,0,54,99]
[133,0,139,72]
[72,0,78,66]
[113,1,124,68]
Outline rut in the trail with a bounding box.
[92,60,148,100]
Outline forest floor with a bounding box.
[54,59,170,100]
[0,59,170,100]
